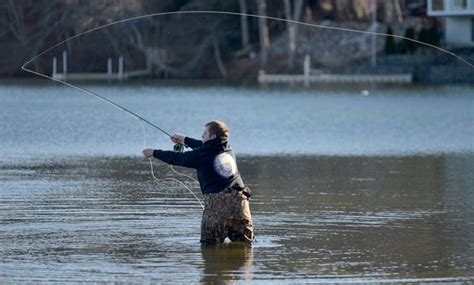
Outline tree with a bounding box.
[257,0,270,69]
[398,27,417,54]
[383,0,404,24]
[283,0,304,69]
[333,0,371,21]
[384,26,397,54]
[320,0,403,22]
[239,0,250,49]
[0,0,74,74]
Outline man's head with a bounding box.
[202,120,230,143]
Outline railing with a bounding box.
[428,0,474,16]
[52,50,151,81]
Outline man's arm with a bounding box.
[152,149,200,169]
[184,137,203,149]
[171,134,202,149]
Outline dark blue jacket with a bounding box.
[153,137,245,195]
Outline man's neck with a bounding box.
[204,137,225,145]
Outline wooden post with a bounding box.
[118,56,123,79]
[52,57,57,77]
[304,55,310,87]
[62,50,67,76]
[258,69,266,85]
[107,58,112,76]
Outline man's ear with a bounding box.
[210,134,217,140]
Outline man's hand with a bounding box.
[171,134,185,144]
[143,149,154,158]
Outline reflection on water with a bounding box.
[1,155,473,282]
[201,243,253,283]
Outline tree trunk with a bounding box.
[352,0,371,20]
[384,1,393,24]
[332,0,378,21]
[292,0,304,53]
[383,0,403,24]
[284,0,304,69]
[283,0,293,68]
[334,0,352,20]
[257,0,270,69]
[239,0,249,49]
[393,0,403,23]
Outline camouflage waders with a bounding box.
[201,188,255,243]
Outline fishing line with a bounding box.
[24,59,202,207]
[138,119,204,209]
[21,10,474,72]
[21,66,172,137]
[137,120,204,209]
[21,10,474,210]
[148,159,205,209]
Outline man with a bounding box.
[143,120,255,243]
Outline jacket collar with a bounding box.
[203,137,226,145]
[202,137,229,150]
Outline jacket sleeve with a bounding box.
[184,137,203,149]
[153,149,200,169]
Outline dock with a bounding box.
[258,72,413,84]
[51,51,151,81]
[258,55,413,85]
[53,69,151,81]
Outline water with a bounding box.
[1,81,473,283]
[0,81,473,159]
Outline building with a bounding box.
[428,0,474,46]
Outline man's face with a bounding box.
[202,126,216,143]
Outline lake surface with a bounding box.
[1,81,473,283]
[0,81,473,158]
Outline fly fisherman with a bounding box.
[143,120,255,243]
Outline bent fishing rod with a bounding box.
[21,10,474,71]
[23,67,172,136]
[21,10,474,140]
[21,67,189,151]
[21,10,474,124]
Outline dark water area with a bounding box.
[1,155,473,283]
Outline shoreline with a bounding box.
[2,76,474,87]
[2,152,473,166]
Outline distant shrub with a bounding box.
[384,26,397,55]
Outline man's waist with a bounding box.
[203,185,251,198]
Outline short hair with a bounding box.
[205,120,230,139]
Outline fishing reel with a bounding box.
[173,143,185,153]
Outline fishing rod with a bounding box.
[21,10,474,151]
[23,64,196,204]
[22,67,171,137]
[20,9,474,210]
[21,10,474,71]
[21,10,474,138]
[20,67,190,152]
